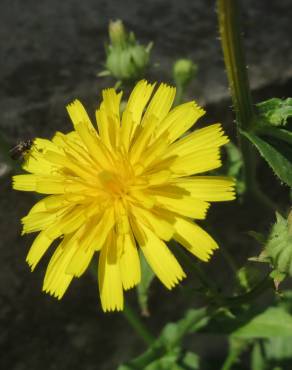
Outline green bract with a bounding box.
[265,212,292,276]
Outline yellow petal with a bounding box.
[130,115,159,164]
[133,221,186,289]
[74,121,113,169]
[98,231,124,312]
[67,100,95,132]
[121,80,155,149]
[131,205,174,241]
[43,236,77,299]
[97,89,122,148]
[66,236,95,278]
[174,217,218,261]
[155,101,205,142]
[21,207,70,234]
[119,232,141,290]
[79,207,115,251]
[26,227,61,270]
[154,194,209,219]
[173,176,236,201]
[166,124,228,157]
[169,147,222,176]
[142,83,176,127]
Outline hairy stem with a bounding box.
[217,0,278,213]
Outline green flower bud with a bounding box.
[173,59,198,88]
[104,20,152,82]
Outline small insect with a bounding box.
[9,139,34,160]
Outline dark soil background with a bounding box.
[1,1,292,369]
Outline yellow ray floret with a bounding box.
[12,80,235,311]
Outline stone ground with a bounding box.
[0,1,292,369]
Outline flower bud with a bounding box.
[103,20,152,82]
[173,59,197,88]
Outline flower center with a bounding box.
[98,170,128,197]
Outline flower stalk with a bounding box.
[123,302,155,346]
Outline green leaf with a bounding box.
[265,212,292,276]
[259,127,292,146]
[137,251,155,315]
[264,336,292,362]
[264,337,292,361]
[232,307,292,338]
[242,131,292,186]
[256,98,292,126]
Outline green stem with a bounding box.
[217,0,279,213]
[224,274,272,307]
[221,339,248,370]
[174,83,184,106]
[123,301,155,346]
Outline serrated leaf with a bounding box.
[242,131,292,186]
[256,97,292,126]
[259,126,292,146]
[137,251,155,315]
[232,307,292,338]
[265,212,292,276]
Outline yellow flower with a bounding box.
[13,80,235,311]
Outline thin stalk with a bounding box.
[123,301,155,346]
[217,0,278,213]
[224,274,272,307]
[174,83,184,106]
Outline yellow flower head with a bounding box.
[13,80,235,311]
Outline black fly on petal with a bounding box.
[9,139,34,160]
